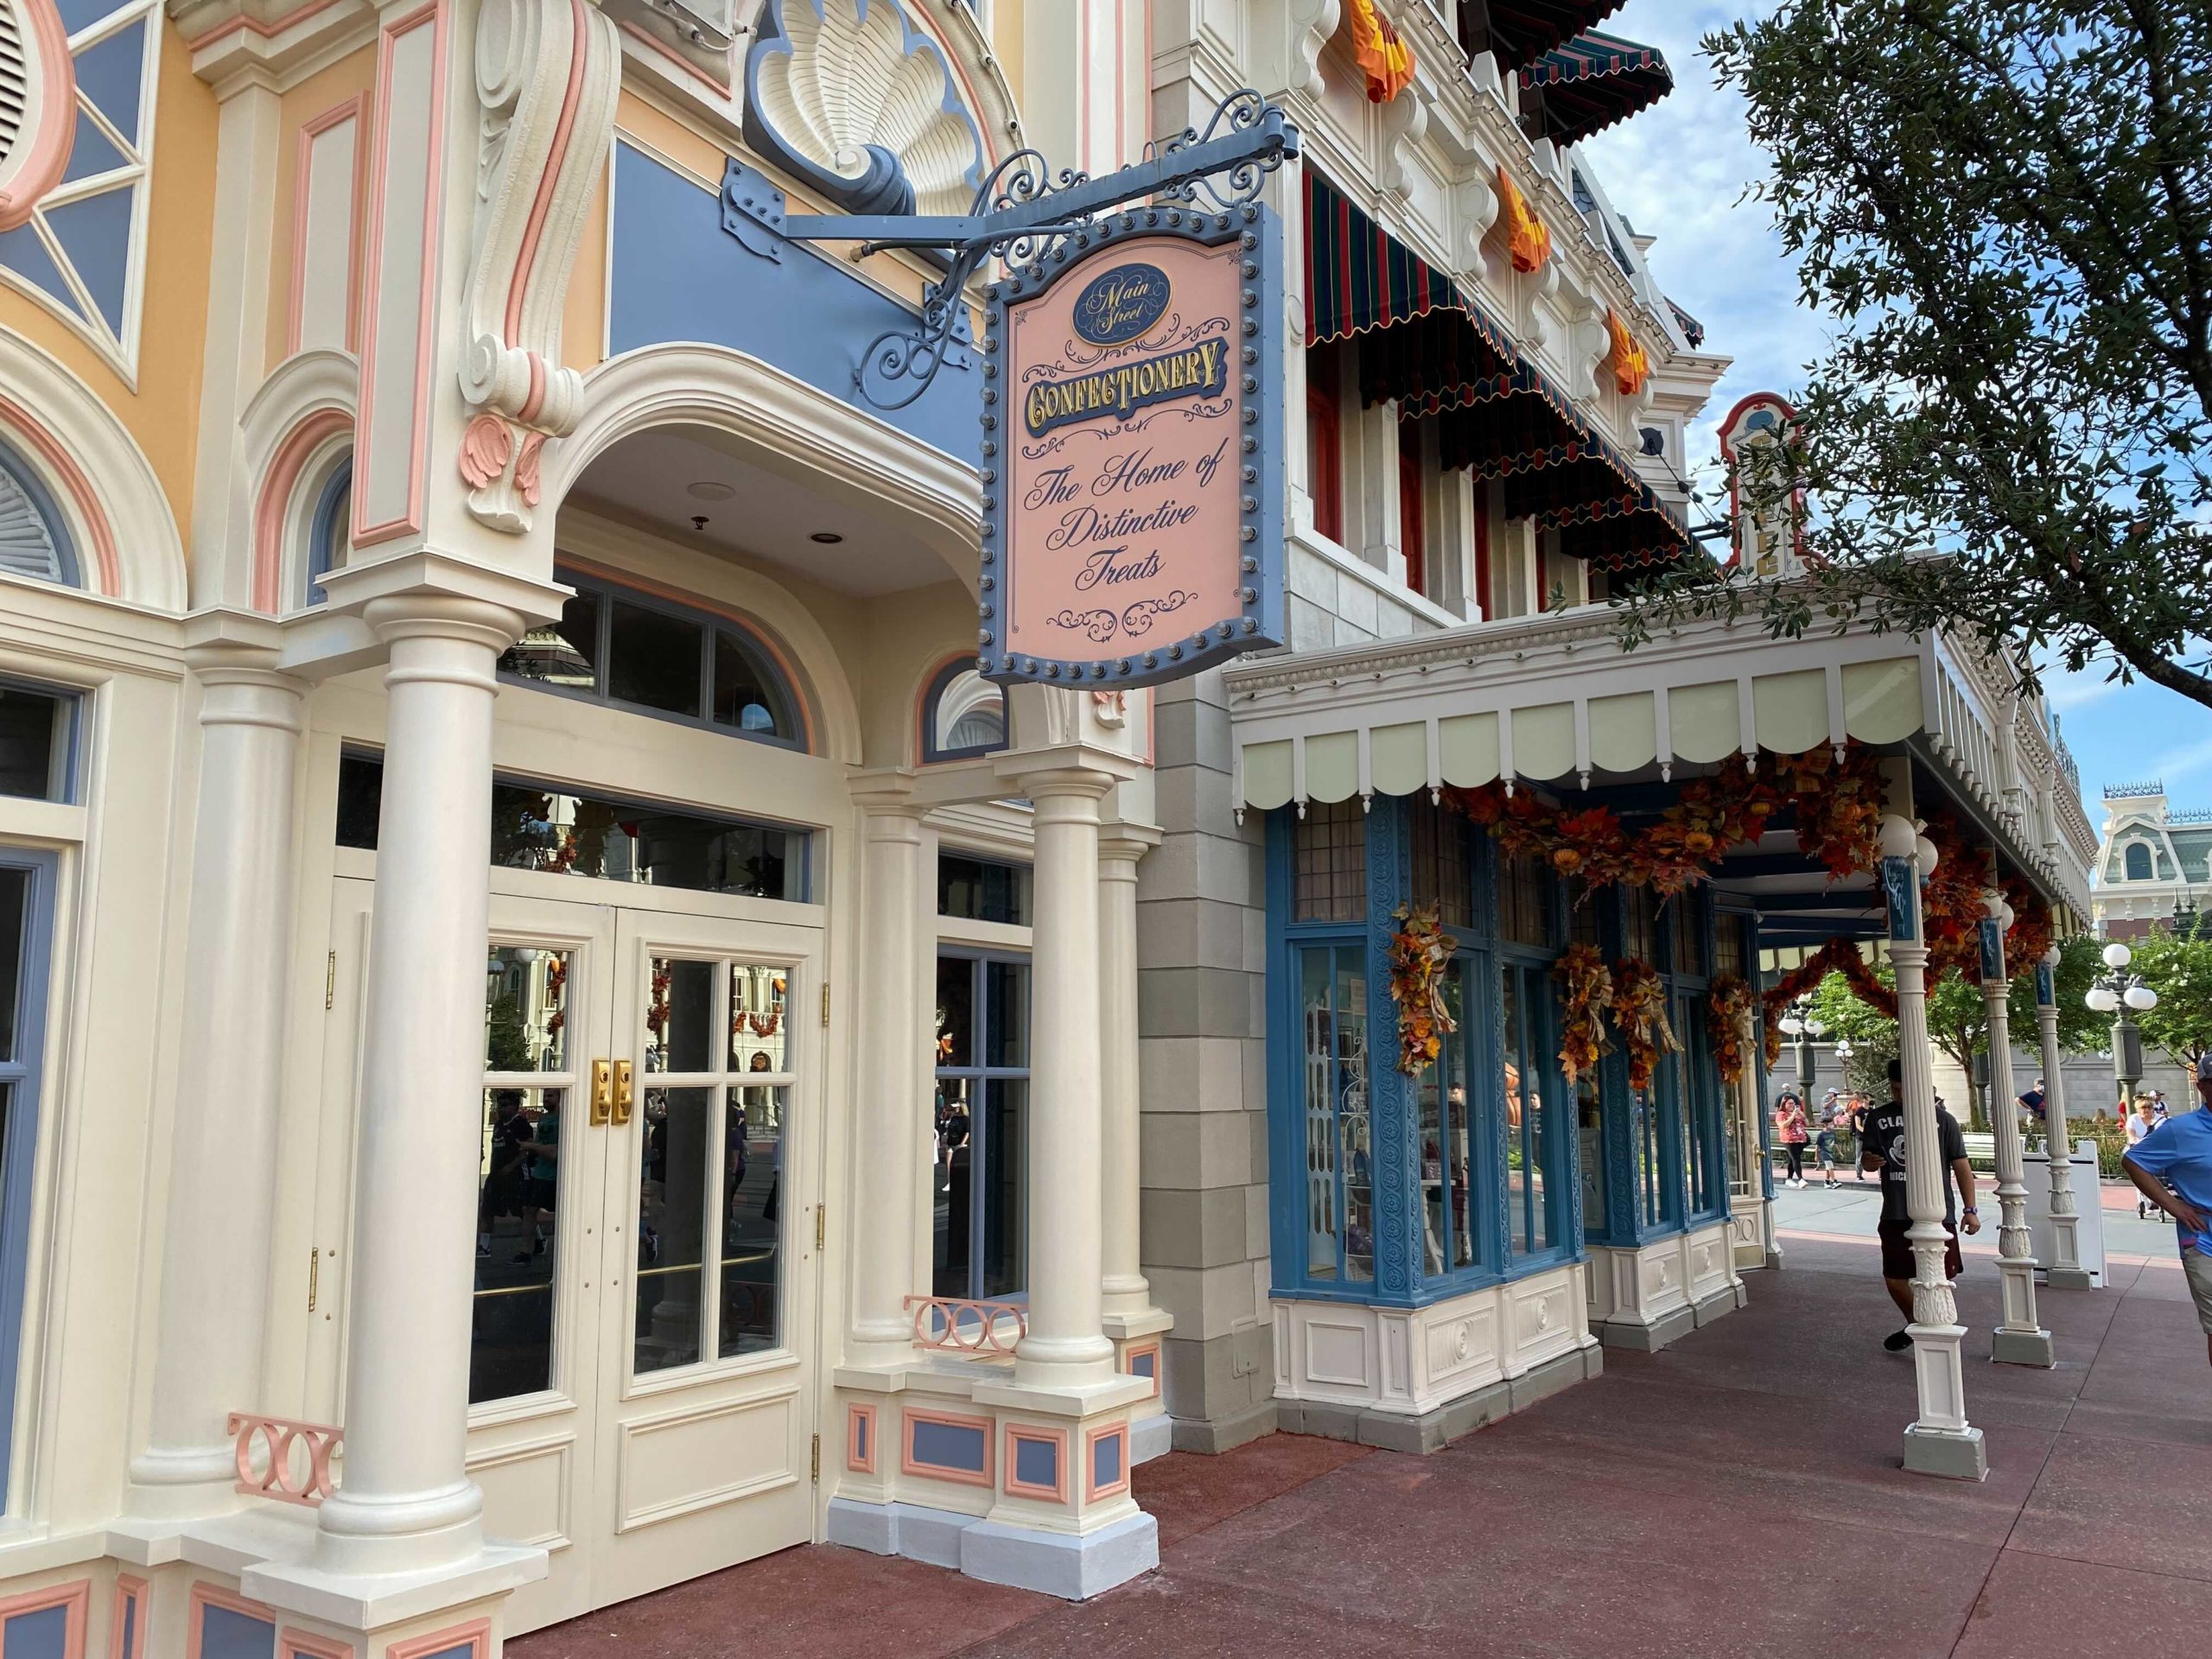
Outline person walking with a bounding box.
[1860,1058,1980,1352]
[2127,1094,2160,1150]
[2123,1108,2212,1368]
[1815,1090,1844,1188]
[1777,1091,1809,1188]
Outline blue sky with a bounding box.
[1577,0,2211,820]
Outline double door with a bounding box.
[319,879,824,1633]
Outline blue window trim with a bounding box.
[497,564,812,754]
[0,442,79,589]
[919,658,1007,763]
[1267,798,1584,1311]
[0,848,58,1504]
[302,456,351,610]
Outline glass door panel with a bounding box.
[932,950,1030,1301]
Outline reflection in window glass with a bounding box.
[1300,949,1337,1281]
[925,664,1006,760]
[499,590,601,690]
[607,600,704,717]
[472,1085,563,1403]
[0,688,66,803]
[931,951,1030,1301]
[1500,853,1554,948]
[1417,960,1470,1277]
[1295,944,1372,1285]
[984,960,1029,1069]
[647,957,715,1072]
[1713,910,1746,982]
[938,854,1031,925]
[1503,965,1552,1257]
[982,1077,1027,1299]
[0,869,20,1062]
[1408,800,1471,928]
[1672,891,1707,977]
[1294,802,1366,922]
[1625,886,1658,963]
[722,1084,783,1356]
[1578,1065,1605,1243]
[636,1085,711,1373]
[485,945,569,1072]
[728,963,788,1073]
[714,630,795,741]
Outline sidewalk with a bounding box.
[514,1231,2212,1659]
[1770,1170,2188,1264]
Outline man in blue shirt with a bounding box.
[2123,1110,2212,1367]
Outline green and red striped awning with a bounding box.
[1304,168,1690,571]
[1519,31,1672,145]
[1471,0,1629,73]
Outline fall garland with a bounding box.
[1388,902,1458,1075]
[1554,943,1614,1084]
[1707,974,1754,1089]
[1612,957,1681,1091]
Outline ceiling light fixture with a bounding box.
[810,531,844,544]
[686,480,736,501]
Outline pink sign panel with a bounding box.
[983,214,1282,687]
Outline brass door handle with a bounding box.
[590,1058,613,1127]
[613,1058,634,1126]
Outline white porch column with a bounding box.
[1982,895,2051,1366]
[1882,817,1986,1479]
[1730,1005,1781,1272]
[298,563,561,1581]
[846,771,929,1369]
[996,748,1135,1389]
[128,614,304,1511]
[1099,823,1162,1322]
[2037,947,2091,1287]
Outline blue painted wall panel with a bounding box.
[607,144,978,461]
[4,1604,67,1659]
[1090,1432,1121,1491]
[908,1417,987,1473]
[199,1606,275,1659]
[1012,1436,1058,1491]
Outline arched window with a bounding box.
[0,438,76,588]
[921,660,1005,760]
[2125,842,2153,881]
[302,454,351,608]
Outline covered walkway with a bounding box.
[514,1235,2211,1658]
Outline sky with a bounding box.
[1576,0,2212,824]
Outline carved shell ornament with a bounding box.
[744,0,982,219]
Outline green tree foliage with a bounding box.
[1618,0,2212,708]
[2131,928,2212,1071]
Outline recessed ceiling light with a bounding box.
[810,531,844,544]
[686,480,736,501]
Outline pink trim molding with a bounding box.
[1124,1340,1161,1399]
[186,1585,274,1659]
[505,0,589,345]
[227,1410,343,1506]
[1002,1425,1069,1504]
[251,407,352,613]
[279,1630,355,1659]
[109,1577,147,1659]
[352,0,449,549]
[286,95,370,356]
[0,0,78,234]
[1084,1424,1129,1501]
[0,1579,88,1659]
[0,392,118,595]
[900,1408,995,1490]
[845,1403,875,1475]
[385,1618,489,1659]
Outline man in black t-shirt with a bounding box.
[1859,1058,1981,1351]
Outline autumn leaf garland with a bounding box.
[1388,901,1458,1075]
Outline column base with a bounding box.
[1902,1422,1987,1482]
[825,1499,1159,1600]
[1129,1411,1174,1465]
[124,1442,248,1520]
[1992,1326,2056,1368]
[2047,1267,2097,1291]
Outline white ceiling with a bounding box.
[567,425,955,599]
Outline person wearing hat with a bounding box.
[1815,1090,1845,1189]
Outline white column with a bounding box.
[308,584,531,1576]
[2037,948,2091,1287]
[1983,897,2051,1365]
[1883,820,1986,1479]
[129,615,304,1510]
[998,760,1126,1389]
[846,772,928,1369]
[1099,823,1161,1321]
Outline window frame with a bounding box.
[1397,421,1426,600]
[931,945,1032,1302]
[0,679,80,806]
[919,658,1008,764]
[497,566,809,753]
[301,454,352,610]
[0,848,58,1509]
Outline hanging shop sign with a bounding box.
[979,207,1286,690]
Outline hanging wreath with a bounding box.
[1388,902,1458,1075]
[1707,974,1755,1089]
[1554,943,1614,1084]
[1612,957,1681,1091]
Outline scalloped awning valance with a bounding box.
[1519,31,1673,147]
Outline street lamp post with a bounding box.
[1778,997,1826,1096]
[2085,940,2159,1108]
[2173,894,2200,941]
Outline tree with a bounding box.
[2131,928,2212,1074]
[1617,0,2212,709]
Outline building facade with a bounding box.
[2093,782,2212,939]
[0,0,2103,1656]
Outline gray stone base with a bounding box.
[961,1511,1159,1601]
[1273,1344,1602,1456]
[2046,1267,2098,1291]
[1169,1395,1277,1456]
[824,1498,972,1569]
[1767,1246,1785,1270]
[1599,1284,1745,1354]
[1129,1411,1173,1465]
[1903,1423,1988,1482]
[1992,1326,2056,1369]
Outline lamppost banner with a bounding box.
[981,206,1285,689]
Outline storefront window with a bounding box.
[933,951,1030,1300]
[1499,852,1554,948]
[0,683,73,803]
[335,756,809,903]
[1408,799,1472,927]
[938,853,1032,926]
[474,945,571,1402]
[1294,801,1365,922]
[1501,963,1557,1257]
[1417,960,1472,1276]
[1296,943,1372,1283]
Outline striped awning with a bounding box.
[1305,170,1689,570]
[1479,0,1629,72]
[1520,31,1672,145]
[1667,297,1705,348]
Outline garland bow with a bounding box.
[1611,957,1681,1091]
[1554,943,1615,1084]
[1388,901,1457,1074]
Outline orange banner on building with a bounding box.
[1346,0,1415,103]
[1607,309,1649,396]
[1496,167,1551,273]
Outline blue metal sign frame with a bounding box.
[976,200,1286,690]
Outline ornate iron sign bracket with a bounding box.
[763,89,1299,411]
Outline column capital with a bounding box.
[319,550,570,650]
[180,608,309,724]
[995,743,1140,800]
[847,766,927,819]
[1099,818,1163,867]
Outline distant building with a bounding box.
[2094,782,2212,938]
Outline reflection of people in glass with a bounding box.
[478,1090,531,1257]
[1505,1062,1522,1131]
